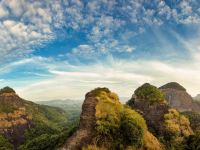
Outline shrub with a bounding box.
[184,130,200,150]
[182,111,200,131]
[163,109,193,140]
[0,87,15,94]
[93,88,147,149]
[134,83,164,104]
[120,108,147,147]
[0,135,13,150]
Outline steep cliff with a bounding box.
[0,87,69,149]
[160,82,200,112]
[63,87,164,150]
[127,83,193,149]
[0,89,32,148]
[62,92,97,150]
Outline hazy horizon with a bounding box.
[0,0,200,101]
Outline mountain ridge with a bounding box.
[0,87,69,149]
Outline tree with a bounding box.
[0,87,15,94]
[134,83,164,104]
[185,130,200,150]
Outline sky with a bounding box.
[0,0,200,101]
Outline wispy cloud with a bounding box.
[0,0,200,101]
[13,54,200,100]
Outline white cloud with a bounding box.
[0,5,8,18]
[0,0,65,63]
[13,56,200,101]
[0,0,200,63]
[180,1,193,15]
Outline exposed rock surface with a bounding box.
[160,82,200,112]
[62,92,97,150]
[0,92,32,148]
[133,99,169,135]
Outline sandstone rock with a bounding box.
[62,92,97,150]
[160,82,200,112]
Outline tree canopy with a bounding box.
[0,86,15,94]
[134,83,165,103]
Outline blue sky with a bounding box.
[0,0,200,101]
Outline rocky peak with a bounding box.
[62,89,97,150]
[0,87,24,109]
[0,87,16,94]
[160,82,200,112]
[159,82,186,91]
[0,87,31,148]
[63,87,164,150]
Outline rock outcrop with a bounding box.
[133,99,169,135]
[62,92,97,150]
[128,83,193,139]
[0,87,69,149]
[160,82,200,112]
[0,89,32,148]
[63,87,164,150]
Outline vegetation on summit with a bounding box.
[134,83,165,104]
[0,86,15,94]
[85,87,163,150]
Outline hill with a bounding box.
[159,82,200,112]
[159,82,186,91]
[194,94,200,101]
[127,83,193,150]
[36,100,82,123]
[0,87,74,149]
[62,87,164,150]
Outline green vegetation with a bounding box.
[24,101,69,130]
[0,135,13,150]
[18,102,79,150]
[90,88,162,150]
[120,107,147,147]
[162,109,193,149]
[0,86,15,94]
[0,89,80,149]
[134,83,165,104]
[19,124,78,150]
[164,109,192,138]
[182,111,200,131]
[0,103,15,113]
[159,82,186,91]
[184,129,200,150]
[37,100,82,123]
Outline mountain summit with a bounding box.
[160,82,200,112]
[159,82,186,91]
[63,87,164,150]
[0,87,69,149]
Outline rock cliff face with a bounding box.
[0,92,32,148]
[0,87,69,149]
[63,87,164,150]
[160,82,200,112]
[133,99,169,135]
[62,92,97,150]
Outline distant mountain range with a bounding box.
[194,94,200,101]
[36,100,82,123]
